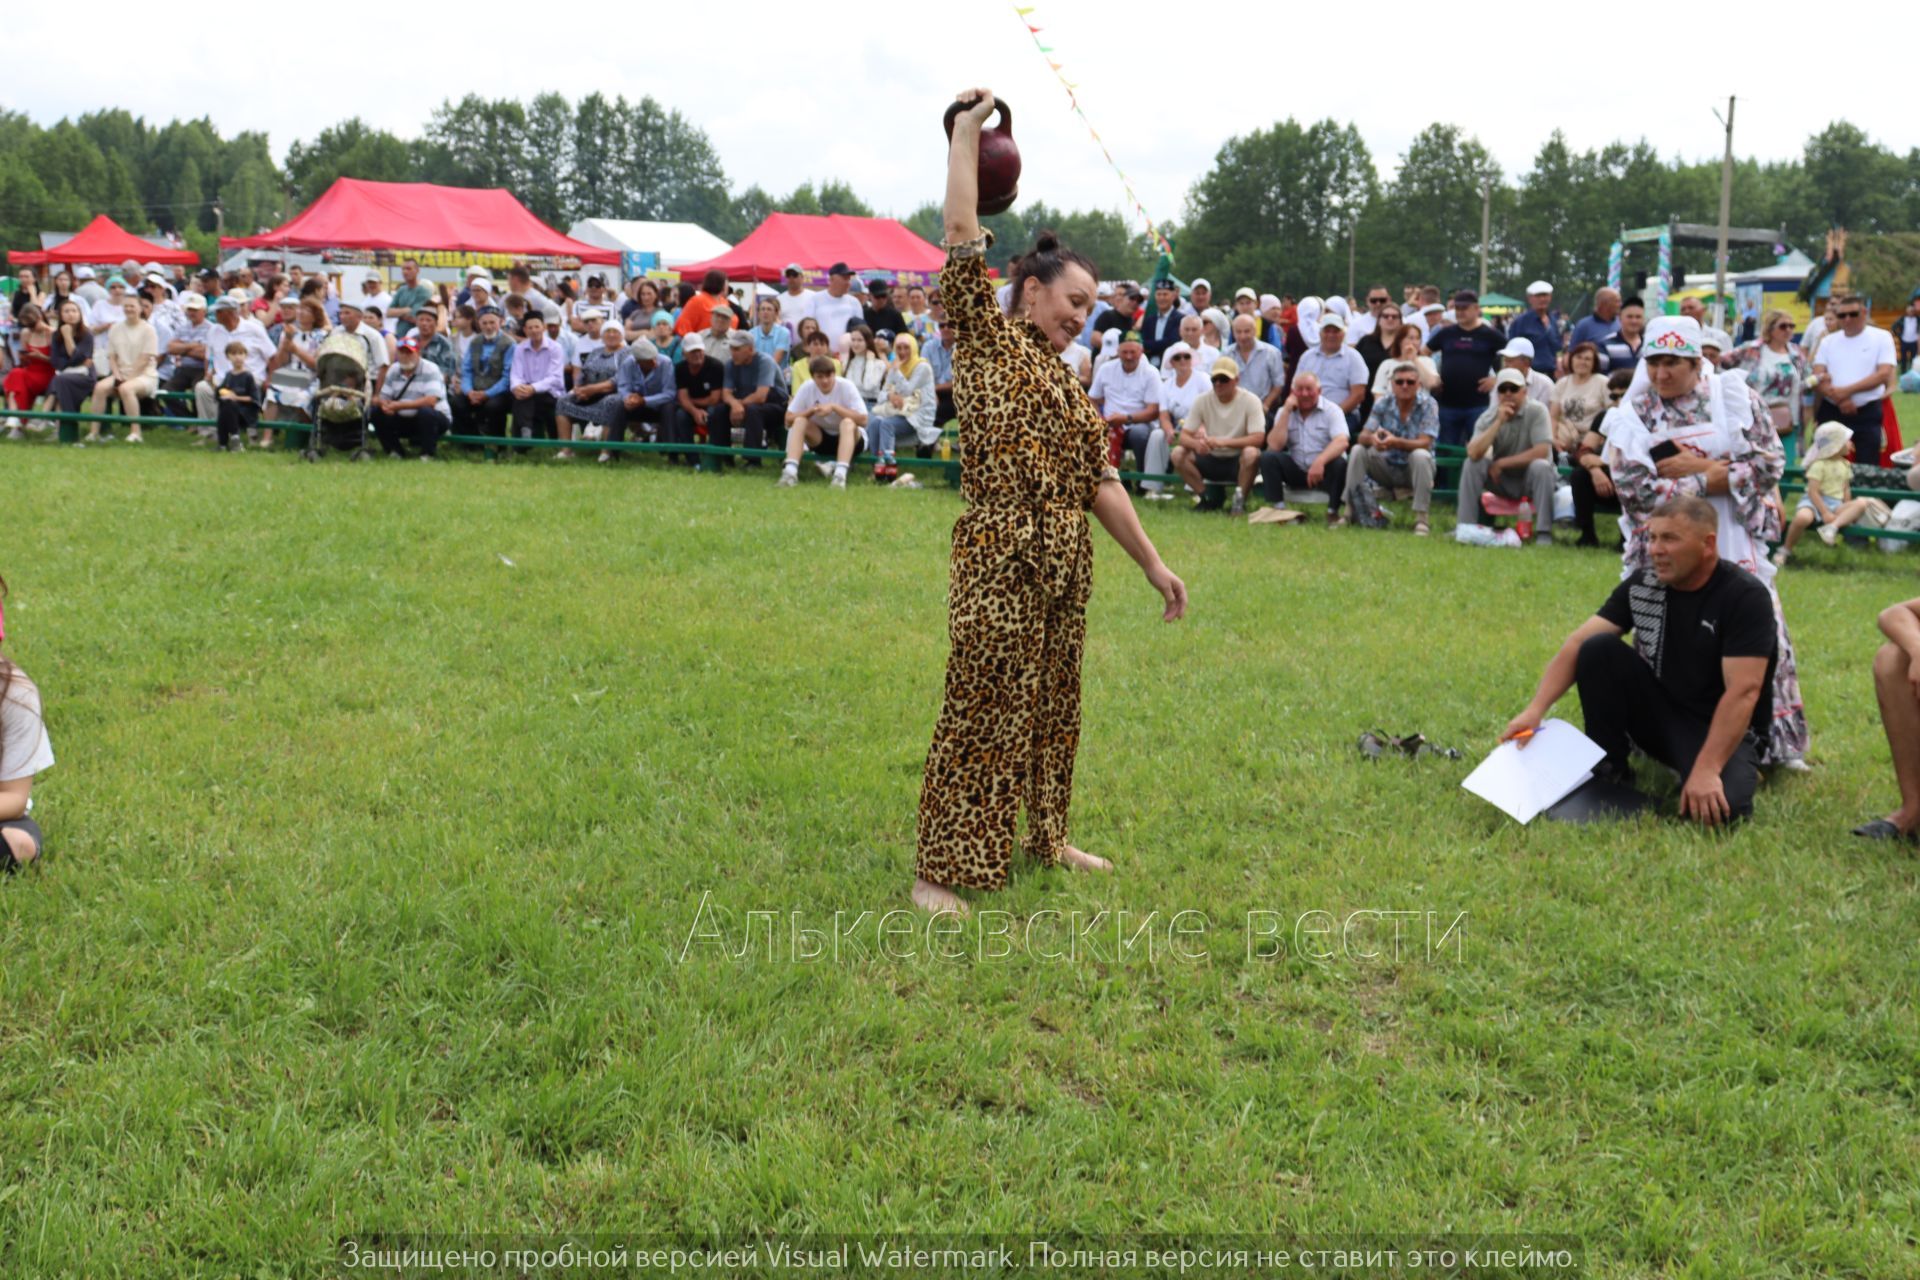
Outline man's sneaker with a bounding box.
[830,470,848,490]
[1327,511,1346,528]
[815,460,836,480]
[5,427,22,442]
[1229,490,1246,517]
[1818,523,1839,547]
[597,450,614,464]
[777,468,798,488]
[554,448,575,461]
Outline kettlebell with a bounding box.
[943,97,1021,216]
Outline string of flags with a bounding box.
[1011,5,1173,258]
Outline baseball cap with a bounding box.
[726,329,754,348]
[1452,289,1479,306]
[1096,282,1113,299]
[1211,357,1240,380]
[1421,302,1445,316]
[1526,280,1553,295]
[867,277,892,291]
[1495,368,1528,390]
[1500,337,1535,359]
[1234,286,1258,302]
[210,295,237,312]
[396,334,420,352]
[1319,311,1348,332]
[1701,327,1733,351]
[1190,277,1212,291]
[75,266,96,280]
[632,337,659,359]
[180,292,207,311]
[784,263,804,276]
[827,262,852,277]
[710,304,734,319]
[338,297,362,312]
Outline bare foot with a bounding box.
[1058,845,1112,873]
[911,876,969,916]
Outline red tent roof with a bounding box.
[671,213,944,286]
[222,177,619,265]
[12,214,201,266]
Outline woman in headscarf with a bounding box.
[1604,315,1808,768]
[868,331,938,479]
[554,321,630,459]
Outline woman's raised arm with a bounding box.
[943,89,997,245]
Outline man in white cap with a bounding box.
[1455,368,1556,544]
[73,266,106,307]
[192,294,277,427]
[1487,337,1555,410]
[606,335,677,462]
[161,291,214,406]
[1294,312,1369,428]
[1231,287,1261,327]
[1506,280,1564,375]
[1186,278,1212,319]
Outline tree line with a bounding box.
[3,97,1914,311]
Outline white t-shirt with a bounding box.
[1,668,54,805]
[789,375,867,430]
[808,291,864,342]
[1160,372,1203,429]
[778,289,815,332]
[1486,369,1556,409]
[1089,359,1162,417]
[1059,342,1091,380]
[1815,326,1896,405]
[1803,315,1831,360]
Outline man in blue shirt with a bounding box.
[1567,288,1622,367]
[453,306,514,439]
[1345,361,1440,535]
[603,336,676,463]
[1505,281,1565,376]
[923,320,956,425]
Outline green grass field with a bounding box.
[2,412,1919,1278]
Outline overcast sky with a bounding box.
[12,2,1917,237]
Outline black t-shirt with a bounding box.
[1596,562,1778,736]
[1425,322,1505,409]
[1092,307,1132,338]
[863,304,907,336]
[675,356,724,403]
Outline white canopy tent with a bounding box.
[564,219,732,270]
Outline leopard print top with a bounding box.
[945,239,1120,596]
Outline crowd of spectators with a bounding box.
[0,257,1906,544]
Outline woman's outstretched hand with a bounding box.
[1146,563,1187,622]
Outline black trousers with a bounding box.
[1258,450,1347,510]
[608,400,668,446]
[214,399,258,448]
[450,392,509,440]
[162,363,205,416]
[1569,463,1622,544]
[1815,396,1884,465]
[706,401,783,456]
[370,407,448,457]
[665,403,719,465]
[1576,633,1758,818]
[509,391,557,442]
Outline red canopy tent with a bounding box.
[11,214,201,266]
[671,213,945,287]
[222,177,619,268]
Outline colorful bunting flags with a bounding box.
[1008,4,1172,257]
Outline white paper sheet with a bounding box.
[1460,718,1607,824]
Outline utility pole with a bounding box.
[1712,96,1736,331]
[1347,219,1357,302]
[213,200,224,272]
[1478,175,1491,297]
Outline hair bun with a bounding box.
[1031,230,1061,255]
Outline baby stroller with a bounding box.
[302,330,373,462]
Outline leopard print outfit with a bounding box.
[915,237,1121,891]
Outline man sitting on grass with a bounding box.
[1455,368,1556,544]
[779,356,868,490]
[1503,496,1775,827]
